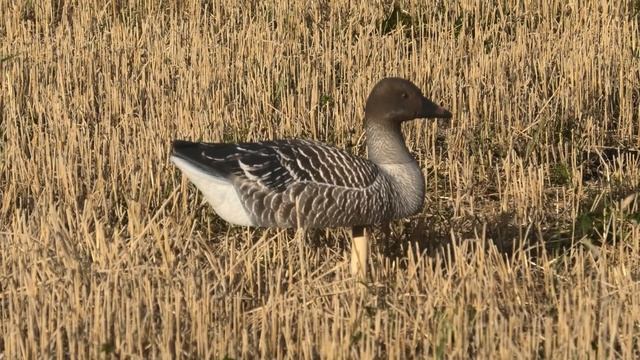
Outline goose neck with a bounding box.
[365,119,414,165]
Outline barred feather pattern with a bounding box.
[195,139,406,228]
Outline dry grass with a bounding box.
[1,0,640,358]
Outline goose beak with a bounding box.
[420,97,452,119]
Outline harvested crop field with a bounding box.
[1,0,639,358]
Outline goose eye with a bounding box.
[401,92,409,99]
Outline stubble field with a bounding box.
[1,0,640,358]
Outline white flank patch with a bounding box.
[171,156,255,226]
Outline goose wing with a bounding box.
[171,139,379,191]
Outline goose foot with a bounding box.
[350,225,369,279]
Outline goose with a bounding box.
[171,77,452,278]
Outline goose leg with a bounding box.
[350,226,369,278]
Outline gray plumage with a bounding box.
[171,77,452,228]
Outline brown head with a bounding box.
[364,77,452,124]
[363,78,452,165]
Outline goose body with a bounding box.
[171,139,423,228]
[171,78,451,230]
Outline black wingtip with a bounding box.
[171,139,201,160]
[172,139,196,151]
[170,139,234,179]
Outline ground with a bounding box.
[1,0,639,358]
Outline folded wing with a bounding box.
[173,139,379,191]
